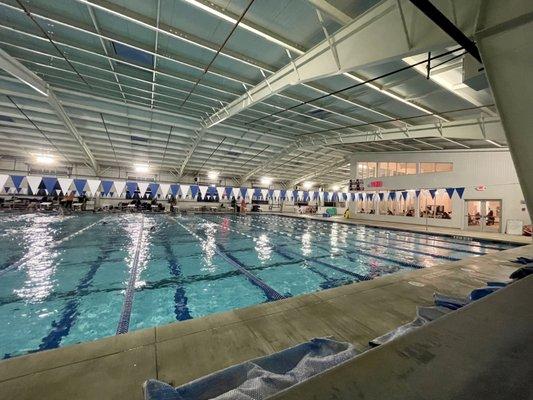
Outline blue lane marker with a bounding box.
[116,215,145,335]
[280,246,369,281]
[217,243,285,301]
[35,230,121,353]
[174,217,285,302]
[0,217,108,278]
[160,227,192,321]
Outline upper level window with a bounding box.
[406,163,417,174]
[420,162,436,173]
[359,161,451,178]
[436,162,453,172]
[378,162,388,177]
[397,162,406,175]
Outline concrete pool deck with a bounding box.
[0,232,531,399]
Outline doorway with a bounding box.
[465,200,502,233]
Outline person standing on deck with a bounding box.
[240,198,247,214]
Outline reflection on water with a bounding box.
[255,233,272,262]
[122,215,152,290]
[201,221,217,268]
[301,231,312,257]
[14,215,63,302]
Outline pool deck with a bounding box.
[0,230,531,399]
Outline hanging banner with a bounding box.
[86,179,101,196]
[224,186,232,198]
[429,189,437,199]
[101,180,114,197]
[138,182,150,197]
[169,184,179,197]
[0,175,8,193]
[303,191,309,201]
[232,187,240,198]
[415,190,421,198]
[114,181,126,197]
[455,187,465,199]
[26,176,42,195]
[401,191,408,201]
[10,175,24,193]
[342,192,348,201]
[273,189,280,199]
[180,184,190,198]
[378,193,384,201]
[297,190,303,201]
[56,178,73,195]
[190,185,199,199]
[10,175,25,192]
[445,188,455,198]
[216,186,225,199]
[42,177,58,194]
[240,187,248,198]
[149,182,160,198]
[198,185,208,199]
[126,181,138,195]
[268,189,274,199]
[73,179,87,195]
[159,183,171,197]
[253,187,261,198]
[319,191,324,201]
[368,193,374,201]
[280,189,287,200]
[261,188,268,199]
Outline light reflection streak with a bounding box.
[255,233,272,262]
[121,215,152,290]
[14,214,64,302]
[301,231,312,257]
[330,223,339,255]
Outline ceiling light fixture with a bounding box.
[260,177,272,186]
[35,154,54,165]
[303,181,313,190]
[208,170,219,181]
[134,163,149,173]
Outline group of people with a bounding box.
[230,196,248,213]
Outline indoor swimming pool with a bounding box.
[0,213,517,359]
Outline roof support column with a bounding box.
[476,1,533,215]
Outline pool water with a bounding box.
[0,213,516,358]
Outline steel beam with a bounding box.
[307,0,352,25]
[205,0,482,128]
[288,159,349,188]
[0,48,99,172]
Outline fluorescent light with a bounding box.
[35,154,54,165]
[303,181,313,190]
[260,177,272,186]
[134,163,149,173]
[181,0,303,54]
[331,185,340,191]
[208,170,219,181]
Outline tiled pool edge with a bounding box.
[0,243,531,400]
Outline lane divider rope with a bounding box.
[174,217,285,301]
[116,214,145,335]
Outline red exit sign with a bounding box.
[369,181,383,187]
